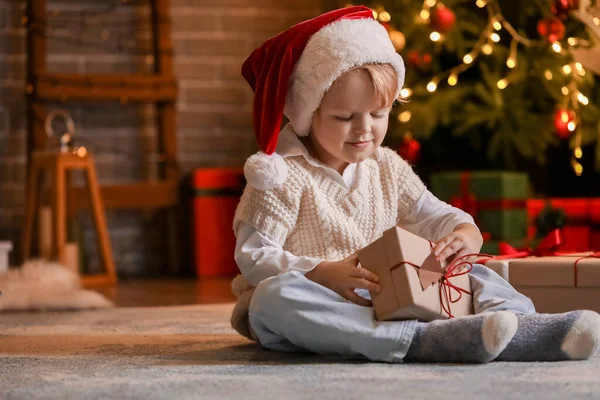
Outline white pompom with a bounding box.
[243,152,288,190]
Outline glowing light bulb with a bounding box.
[448,73,458,86]
[490,33,500,42]
[561,86,569,95]
[506,58,516,68]
[497,79,508,89]
[399,111,412,123]
[575,147,583,159]
[476,0,487,8]
[482,44,493,55]
[552,42,562,53]
[463,54,474,64]
[544,70,553,80]
[420,9,430,20]
[563,65,572,74]
[427,80,438,92]
[430,31,441,42]
[379,11,391,22]
[577,93,589,105]
[400,88,412,98]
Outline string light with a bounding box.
[400,88,412,98]
[491,17,502,31]
[574,147,583,159]
[568,121,576,132]
[545,70,553,80]
[562,86,569,95]
[420,9,430,20]
[463,53,474,64]
[448,71,458,86]
[497,79,508,89]
[425,0,437,7]
[490,32,500,42]
[379,11,391,22]
[476,0,487,8]
[552,42,562,53]
[427,78,439,92]
[430,31,442,42]
[577,93,589,105]
[482,43,493,55]
[399,110,412,123]
[562,65,572,74]
[506,39,518,68]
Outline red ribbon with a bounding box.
[397,242,481,319]
[573,252,600,287]
[490,228,565,260]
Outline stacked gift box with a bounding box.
[430,172,600,313]
[527,198,600,253]
[483,254,600,313]
[430,171,529,255]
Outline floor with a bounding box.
[94,276,237,307]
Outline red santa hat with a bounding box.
[241,6,405,190]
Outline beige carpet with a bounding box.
[1,303,599,400]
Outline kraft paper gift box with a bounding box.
[358,227,473,322]
[484,255,600,313]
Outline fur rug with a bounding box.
[0,259,114,311]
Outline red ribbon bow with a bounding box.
[493,228,565,259]
[438,254,477,318]
[398,243,480,319]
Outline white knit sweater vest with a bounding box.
[230,147,426,340]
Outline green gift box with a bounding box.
[430,171,529,240]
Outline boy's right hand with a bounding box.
[305,253,381,307]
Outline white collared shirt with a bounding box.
[234,125,477,287]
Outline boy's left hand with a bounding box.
[433,223,483,264]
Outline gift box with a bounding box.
[430,171,528,239]
[358,227,473,322]
[484,254,600,313]
[527,198,600,252]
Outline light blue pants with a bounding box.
[248,265,536,363]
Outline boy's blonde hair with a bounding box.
[351,63,406,107]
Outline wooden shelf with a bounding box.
[72,181,179,210]
[34,73,178,102]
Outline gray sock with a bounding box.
[497,310,600,361]
[405,311,518,363]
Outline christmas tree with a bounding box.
[353,0,600,177]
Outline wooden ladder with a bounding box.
[24,0,180,274]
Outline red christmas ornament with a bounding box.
[430,5,456,33]
[554,108,576,139]
[537,17,566,42]
[397,135,421,164]
[407,50,422,67]
[551,0,579,19]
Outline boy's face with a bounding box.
[308,68,391,174]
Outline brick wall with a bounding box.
[0,0,325,276]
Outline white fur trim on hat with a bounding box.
[244,152,288,190]
[284,18,405,137]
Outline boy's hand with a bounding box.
[305,253,381,307]
[433,223,483,264]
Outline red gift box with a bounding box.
[527,198,600,252]
[191,168,245,277]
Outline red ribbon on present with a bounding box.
[448,172,526,240]
[398,242,484,319]
[573,252,600,287]
[487,228,565,260]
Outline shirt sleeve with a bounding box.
[397,189,479,242]
[234,221,322,287]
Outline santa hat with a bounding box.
[242,6,405,190]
